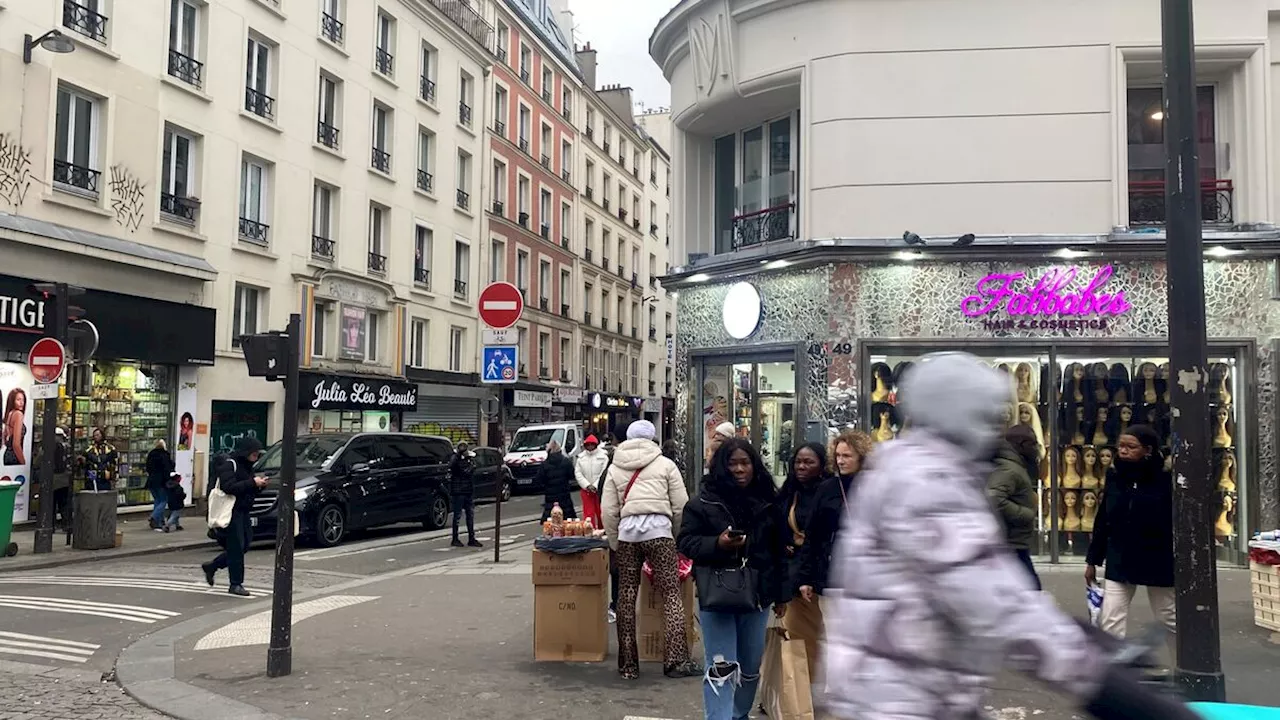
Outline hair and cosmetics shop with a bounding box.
[673,255,1279,565]
[0,274,215,522]
[299,371,419,435]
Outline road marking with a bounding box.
[0,631,98,664]
[0,576,268,598]
[296,514,541,561]
[0,595,180,624]
[194,595,378,650]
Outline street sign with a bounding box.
[483,328,516,345]
[28,337,66,385]
[481,346,518,384]
[478,282,523,329]
[30,383,58,400]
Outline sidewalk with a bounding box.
[116,551,1280,720]
[0,514,214,573]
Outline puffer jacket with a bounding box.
[823,354,1105,719]
[574,447,610,492]
[986,441,1037,551]
[677,481,788,609]
[601,438,688,549]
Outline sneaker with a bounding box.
[174,525,184,531]
[607,608,617,624]
[467,539,483,548]
[201,562,216,587]
[451,538,464,547]
[664,660,702,679]
[228,585,250,597]
[163,526,171,533]
[154,527,166,533]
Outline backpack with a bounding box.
[206,458,236,530]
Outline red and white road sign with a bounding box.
[28,337,67,384]
[478,282,524,329]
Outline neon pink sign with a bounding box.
[961,266,1131,320]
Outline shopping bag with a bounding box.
[758,628,815,720]
[206,460,236,530]
[1086,583,1104,626]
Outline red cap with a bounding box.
[584,435,599,445]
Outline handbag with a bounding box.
[206,459,236,530]
[694,543,761,613]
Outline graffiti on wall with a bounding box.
[108,166,145,232]
[406,422,477,446]
[0,134,33,208]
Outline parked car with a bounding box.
[470,447,513,502]
[503,422,582,493]
[249,432,454,547]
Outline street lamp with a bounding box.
[23,30,76,64]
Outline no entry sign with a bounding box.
[28,337,66,384]
[478,282,524,329]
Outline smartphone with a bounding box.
[726,529,747,539]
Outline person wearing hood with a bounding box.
[537,440,577,521]
[201,437,266,596]
[822,352,1195,720]
[988,424,1041,589]
[775,441,830,680]
[449,442,482,548]
[1086,424,1176,647]
[703,422,735,474]
[601,420,697,680]
[574,434,609,526]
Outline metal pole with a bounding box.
[34,284,68,554]
[1161,0,1226,702]
[67,374,77,546]
[493,394,504,564]
[267,314,301,678]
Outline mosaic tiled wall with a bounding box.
[676,259,1280,526]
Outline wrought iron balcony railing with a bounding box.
[160,193,198,224]
[53,160,100,195]
[245,87,275,120]
[311,235,335,259]
[367,252,387,273]
[417,169,434,193]
[420,76,437,103]
[167,50,203,88]
[1128,179,1234,227]
[414,267,430,287]
[425,0,494,48]
[63,0,107,42]
[321,12,344,44]
[459,102,472,127]
[317,121,339,149]
[371,147,391,173]
[456,188,470,210]
[732,203,796,250]
[375,48,394,76]
[239,217,270,245]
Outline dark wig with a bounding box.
[707,437,777,506]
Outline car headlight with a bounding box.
[294,486,316,504]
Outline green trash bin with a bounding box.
[0,482,19,557]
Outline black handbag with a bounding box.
[694,555,761,613]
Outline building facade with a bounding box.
[651,0,1280,562]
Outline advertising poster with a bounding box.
[172,366,198,504]
[0,362,35,523]
[702,366,730,450]
[340,306,366,360]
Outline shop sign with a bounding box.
[0,295,45,335]
[589,393,641,410]
[300,372,418,411]
[552,387,584,404]
[961,265,1131,331]
[339,306,367,360]
[513,390,553,408]
[642,397,661,412]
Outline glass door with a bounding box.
[697,354,798,487]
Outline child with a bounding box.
[164,472,186,532]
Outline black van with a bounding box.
[249,432,454,547]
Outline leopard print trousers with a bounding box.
[615,537,689,675]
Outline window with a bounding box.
[714,114,798,252]
[585,160,595,193]
[456,150,472,210]
[160,125,197,224]
[490,239,505,282]
[419,42,437,102]
[454,240,470,297]
[409,318,427,368]
[375,10,395,76]
[631,357,639,393]
[1127,85,1225,225]
[648,306,657,338]
[584,283,593,314]
[367,311,381,363]
[238,156,269,244]
[561,87,572,118]
[542,67,553,101]
[517,175,530,220]
[538,333,550,376]
[371,103,392,172]
[560,270,571,313]
[321,0,344,45]
[168,0,203,87]
[518,105,531,152]
[494,86,508,136]
[560,203,571,244]
[586,108,596,136]
[582,346,592,388]
[560,337,571,379]
[519,43,531,82]
[584,218,594,255]
[539,190,552,235]
[604,126,612,152]
[518,327,528,374]
[617,238,626,270]
[495,22,509,62]
[245,36,274,119]
[368,204,387,273]
[317,74,341,149]
[561,140,572,178]
[602,229,611,264]
[649,201,658,233]
[449,327,464,372]
[540,123,552,165]
[539,260,551,307]
[417,128,434,192]
[53,85,101,196]
[459,71,474,127]
[491,160,507,213]
[517,250,529,294]
[232,284,261,348]
[313,302,328,358]
[312,183,336,258]
[631,247,640,278]
[414,225,432,286]
[633,150,641,175]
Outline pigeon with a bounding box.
[953,233,976,247]
[902,231,926,246]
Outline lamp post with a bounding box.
[23,30,75,64]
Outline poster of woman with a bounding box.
[0,362,35,523]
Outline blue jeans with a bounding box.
[165,509,181,529]
[699,608,770,720]
[451,494,475,540]
[149,488,167,526]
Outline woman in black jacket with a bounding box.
[537,441,577,521]
[1085,424,1175,645]
[775,441,828,679]
[201,438,266,596]
[145,440,175,530]
[797,430,871,601]
[678,438,787,720]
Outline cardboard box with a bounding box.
[534,584,608,661]
[638,575,699,662]
[1252,561,1280,631]
[532,548,609,586]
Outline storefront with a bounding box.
[551,387,585,424]
[504,388,554,438]
[0,273,215,520]
[299,371,418,434]
[209,401,270,456]
[403,369,487,446]
[582,392,643,439]
[673,256,1279,565]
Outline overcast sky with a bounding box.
[566,0,675,110]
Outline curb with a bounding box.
[116,518,541,720]
[0,537,216,574]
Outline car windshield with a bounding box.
[256,436,348,472]
[509,429,563,452]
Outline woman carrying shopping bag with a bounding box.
[775,441,830,682]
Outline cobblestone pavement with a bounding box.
[0,660,167,719]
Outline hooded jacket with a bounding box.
[1085,453,1174,587]
[987,441,1038,551]
[448,450,475,496]
[574,446,610,492]
[601,438,688,549]
[823,353,1104,719]
[796,472,855,594]
[213,438,263,515]
[537,450,575,497]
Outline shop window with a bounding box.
[231,283,261,348]
[312,302,328,358]
[699,360,796,483]
[409,318,427,368]
[449,326,464,372]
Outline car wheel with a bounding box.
[424,493,450,530]
[315,504,346,548]
[500,476,512,503]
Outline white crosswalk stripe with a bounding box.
[194,595,378,650]
[0,575,268,598]
[0,595,180,623]
[0,631,99,664]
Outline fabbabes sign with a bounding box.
[298,372,418,412]
[961,265,1131,331]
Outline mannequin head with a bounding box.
[1095,405,1109,424]
[1089,362,1108,381]
[1108,363,1131,387]
[1063,490,1079,514]
[1140,362,1158,381]
[873,402,895,426]
[871,362,893,386]
[1018,404,1033,424]
[1084,446,1097,469]
[1099,447,1114,470]
[891,361,914,387]
[1083,490,1098,511]
[1072,364,1085,381]
[1015,362,1032,384]
[1210,362,1231,385]
[1159,362,1170,379]
[997,363,1011,375]
[1075,405,1086,422]
[1120,404,1133,423]
[1063,445,1081,472]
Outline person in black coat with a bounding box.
[145,440,175,530]
[201,437,265,596]
[449,443,482,548]
[1085,424,1175,646]
[538,441,577,521]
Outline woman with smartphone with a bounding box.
[678,438,788,720]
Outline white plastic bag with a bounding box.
[206,459,236,530]
[1086,583,1104,626]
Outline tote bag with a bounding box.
[206,459,236,530]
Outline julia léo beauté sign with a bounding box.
[961,265,1131,331]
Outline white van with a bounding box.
[503,422,581,492]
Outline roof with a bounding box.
[0,211,216,277]
[501,0,579,75]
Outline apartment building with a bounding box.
[0,0,495,517]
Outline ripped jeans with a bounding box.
[698,608,770,720]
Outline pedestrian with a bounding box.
[574,434,609,527]
[201,437,266,597]
[601,420,699,680]
[146,439,175,531]
[678,438,788,720]
[661,439,683,474]
[450,442,482,548]
[775,441,829,681]
[163,473,186,532]
[988,424,1042,589]
[797,430,871,606]
[537,440,577,521]
[703,422,735,474]
[82,428,117,492]
[51,427,71,528]
[1085,424,1176,649]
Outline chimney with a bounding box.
[598,85,635,124]
[576,43,597,90]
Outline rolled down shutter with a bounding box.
[403,397,480,446]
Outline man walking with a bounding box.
[201,438,266,596]
[450,442,482,548]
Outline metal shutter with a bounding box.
[403,396,481,446]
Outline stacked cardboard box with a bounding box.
[638,574,700,661]
[1252,561,1280,631]
[532,548,609,661]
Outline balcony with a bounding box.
[666,382,672,396]
[540,154,551,169]
[619,154,626,166]
[311,235,336,260]
[561,236,570,249]
[650,171,657,184]
[518,212,530,228]
[649,277,657,289]
[562,170,571,185]
[520,68,531,84]
[584,311,593,325]
[539,297,549,311]
[603,142,611,154]
[497,48,508,63]
[562,105,572,121]
[560,303,570,318]
[603,198,611,211]
[632,218,641,231]
[631,327,638,339]
[616,267,626,280]
[491,199,504,216]
[518,137,529,154]
[160,193,198,225]
[425,0,494,48]
[650,223,659,235]
[63,0,107,42]
[167,50,203,88]
[1128,179,1234,227]
[649,327,657,341]
[456,189,470,211]
[539,366,550,379]
[585,187,594,200]
[585,247,593,262]
[51,159,99,197]
[494,120,506,137]
[239,217,269,245]
[649,381,656,395]
[586,126,594,140]
[420,76,437,103]
[519,363,527,376]
[618,208,628,221]
[454,279,468,297]
[631,272,638,287]
[321,12,344,44]
[415,267,430,287]
[542,89,552,104]
[601,317,609,330]
[417,169,434,193]
[317,121,340,149]
[245,87,275,120]
[459,102,472,128]
[561,370,570,383]
[732,203,796,250]
[616,322,624,335]
[602,257,610,271]
[367,252,388,274]
[375,48,394,76]
[540,224,550,239]
[371,147,391,173]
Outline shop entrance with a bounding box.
[862,340,1250,565]
[696,351,800,485]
